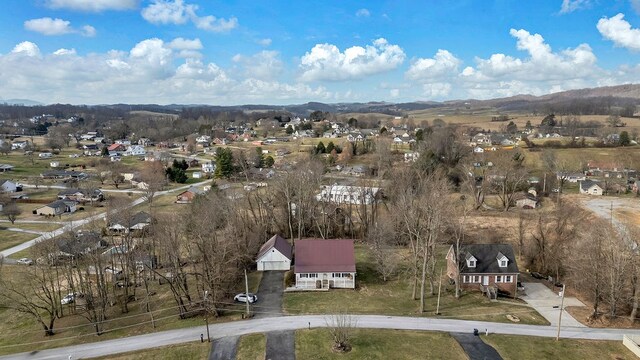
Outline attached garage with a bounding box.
[256,234,292,271]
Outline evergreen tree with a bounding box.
[620,131,631,146]
[326,141,335,153]
[264,155,275,168]
[285,125,294,134]
[215,148,234,178]
[415,128,424,141]
[316,141,326,154]
[254,147,265,168]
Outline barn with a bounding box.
[256,234,292,271]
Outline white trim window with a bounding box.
[496,275,502,283]
[495,275,513,283]
[300,273,318,279]
[504,275,513,283]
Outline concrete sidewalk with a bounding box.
[520,282,585,327]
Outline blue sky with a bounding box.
[2,0,640,105]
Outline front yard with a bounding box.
[283,245,549,325]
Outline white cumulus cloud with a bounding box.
[142,0,237,32]
[405,50,461,81]
[257,38,272,47]
[299,38,405,82]
[24,17,96,37]
[45,0,138,12]
[597,13,640,51]
[0,39,330,105]
[11,42,41,57]
[233,51,283,80]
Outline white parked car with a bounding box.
[17,258,33,265]
[234,293,258,304]
[61,293,79,305]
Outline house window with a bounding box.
[505,275,512,283]
[463,275,469,283]
[332,273,342,278]
[300,273,318,279]
[499,260,507,267]
[300,274,308,278]
[467,260,476,268]
[308,273,318,278]
[496,275,502,283]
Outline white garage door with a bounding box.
[262,261,282,271]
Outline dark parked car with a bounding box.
[530,272,545,279]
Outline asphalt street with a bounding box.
[4,314,640,359]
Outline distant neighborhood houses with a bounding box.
[316,185,381,205]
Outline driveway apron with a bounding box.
[209,335,239,360]
[266,330,295,360]
[254,271,285,318]
[450,332,502,360]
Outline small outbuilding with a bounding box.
[256,234,292,271]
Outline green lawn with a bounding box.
[2,223,61,232]
[284,246,548,325]
[236,333,266,360]
[296,329,466,360]
[482,334,635,360]
[89,341,210,360]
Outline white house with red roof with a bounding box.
[294,239,356,289]
[256,234,292,271]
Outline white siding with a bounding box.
[295,272,355,289]
[256,248,291,271]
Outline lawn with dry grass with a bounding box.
[283,245,548,325]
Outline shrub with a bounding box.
[284,270,295,287]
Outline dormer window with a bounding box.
[497,252,509,268]
[465,254,477,268]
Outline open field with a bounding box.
[283,245,548,325]
[482,334,635,360]
[236,333,266,360]
[296,329,466,360]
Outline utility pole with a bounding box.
[204,290,210,342]
[244,269,251,318]
[435,268,443,315]
[556,284,566,341]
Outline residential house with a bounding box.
[107,143,126,155]
[11,141,28,150]
[579,180,604,196]
[556,172,586,183]
[472,133,491,145]
[0,180,19,193]
[57,188,104,202]
[175,187,206,203]
[256,234,293,271]
[202,162,216,174]
[41,170,88,180]
[38,152,52,158]
[196,135,211,145]
[473,146,485,154]
[316,185,381,205]
[514,192,540,209]
[55,231,108,258]
[294,239,356,289]
[138,138,152,146]
[0,164,14,172]
[36,200,77,216]
[446,243,520,298]
[123,145,146,156]
[114,139,131,146]
[107,211,152,234]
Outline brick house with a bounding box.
[446,244,520,298]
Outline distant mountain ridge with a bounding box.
[4,84,640,115]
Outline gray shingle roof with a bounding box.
[257,234,292,261]
[459,244,519,274]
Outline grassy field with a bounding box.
[283,246,548,325]
[2,222,61,232]
[236,333,266,360]
[482,334,635,360]
[90,341,210,360]
[0,230,38,251]
[296,328,466,360]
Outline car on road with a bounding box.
[530,271,545,280]
[61,293,79,305]
[234,293,258,304]
[16,258,33,265]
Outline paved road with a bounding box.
[0,180,212,259]
[450,332,502,360]
[520,282,586,328]
[209,336,238,360]
[5,314,640,360]
[266,330,295,360]
[254,271,285,318]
